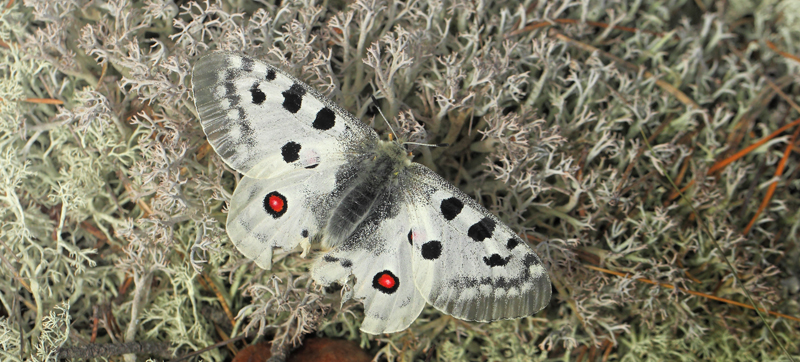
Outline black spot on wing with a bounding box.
[282,83,306,113]
[250,83,266,105]
[301,229,309,238]
[440,197,464,221]
[483,254,511,267]
[449,253,546,290]
[305,163,319,169]
[222,81,241,108]
[421,240,442,260]
[506,237,520,250]
[467,217,496,242]
[241,57,254,72]
[407,230,413,245]
[224,81,236,97]
[323,256,354,270]
[527,253,542,266]
[313,107,336,130]
[281,141,301,163]
[265,69,276,81]
[234,107,246,121]
[224,69,237,82]
[236,117,255,145]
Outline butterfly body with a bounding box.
[321,138,411,248]
[192,53,551,334]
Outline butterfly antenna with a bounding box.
[402,141,450,148]
[370,95,399,141]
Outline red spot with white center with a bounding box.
[372,270,399,294]
[269,195,284,212]
[378,274,395,289]
[263,191,288,218]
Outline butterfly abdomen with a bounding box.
[323,140,411,247]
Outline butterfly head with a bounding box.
[377,138,414,168]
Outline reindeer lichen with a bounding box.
[1,0,798,361]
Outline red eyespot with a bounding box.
[268,195,284,212]
[372,270,399,294]
[263,191,288,218]
[378,274,395,289]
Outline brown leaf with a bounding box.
[232,343,271,362]
[290,338,372,362]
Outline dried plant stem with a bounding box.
[0,241,32,294]
[665,179,695,203]
[95,62,108,91]
[214,324,239,355]
[22,98,64,104]
[617,114,676,195]
[123,273,152,362]
[743,124,800,234]
[639,128,796,362]
[764,77,800,114]
[509,18,665,37]
[57,341,171,359]
[90,306,99,343]
[663,156,693,204]
[0,97,63,104]
[584,265,800,323]
[551,32,700,110]
[170,334,247,362]
[199,273,236,326]
[707,116,800,174]
[765,40,800,64]
[121,180,154,216]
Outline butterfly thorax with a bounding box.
[321,139,411,248]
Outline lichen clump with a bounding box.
[1,0,798,361]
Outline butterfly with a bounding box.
[192,53,551,334]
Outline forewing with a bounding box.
[192,52,378,178]
[311,198,426,334]
[403,164,551,321]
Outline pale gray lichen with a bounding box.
[1,0,799,361]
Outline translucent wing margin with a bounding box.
[192,52,378,178]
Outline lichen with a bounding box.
[1,0,798,361]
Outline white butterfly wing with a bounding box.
[227,169,339,269]
[193,53,380,268]
[310,163,550,333]
[193,52,551,332]
[192,53,378,178]
[312,199,426,334]
[404,164,551,321]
